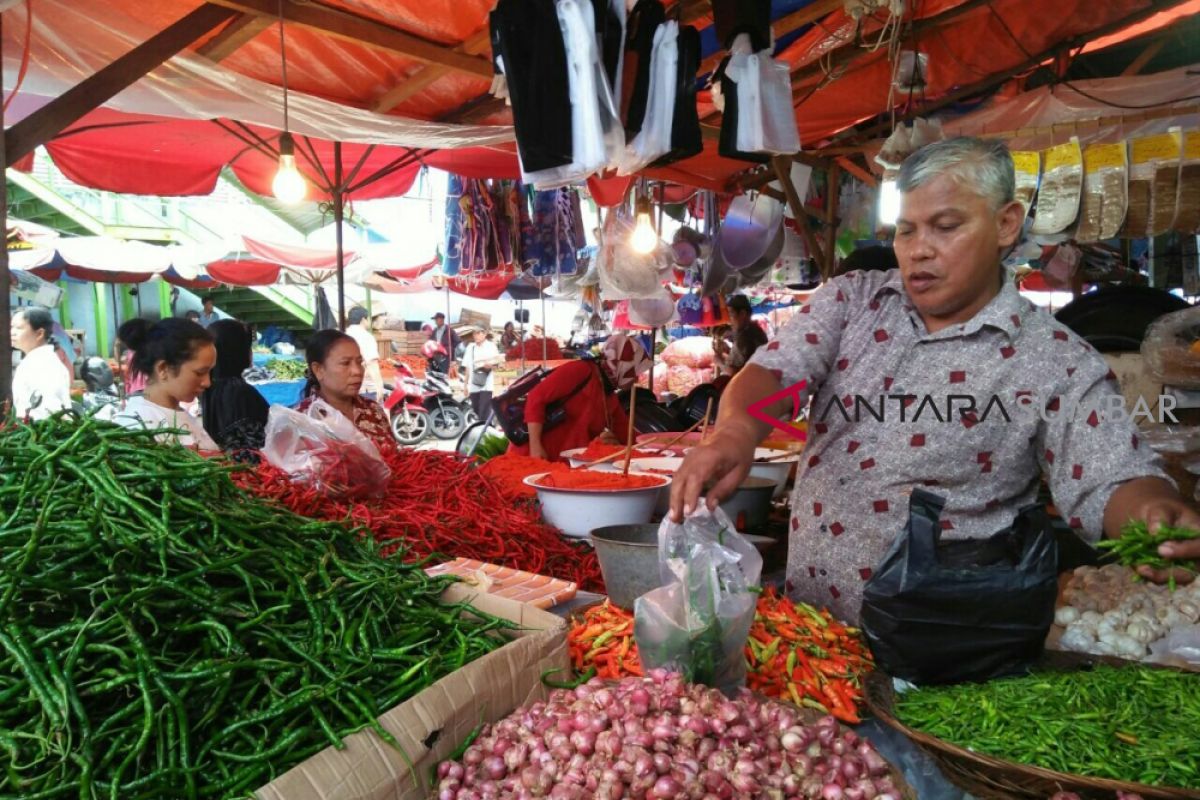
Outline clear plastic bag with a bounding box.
[262,400,391,501]
[1148,623,1200,665]
[1141,306,1200,389]
[633,506,763,695]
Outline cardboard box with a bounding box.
[255,585,567,800]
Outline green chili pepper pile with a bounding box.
[1098,520,1200,588]
[894,664,1200,788]
[0,415,515,799]
[262,358,308,381]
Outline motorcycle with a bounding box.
[381,365,432,446]
[410,362,470,439]
[75,356,120,419]
[381,360,471,445]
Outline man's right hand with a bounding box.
[668,431,756,522]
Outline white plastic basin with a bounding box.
[525,472,671,539]
[749,447,800,499]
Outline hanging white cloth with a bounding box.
[522,0,624,189]
[617,20,679,176]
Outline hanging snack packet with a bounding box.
[1174,130,1200,234]
[1122,130,1183,238]
[1031,138,1083,236]
[1012,150,1040,222]
[1075,142,1128,243]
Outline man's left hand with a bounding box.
[1133,495,1200,584]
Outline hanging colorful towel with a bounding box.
[528,188,585,276]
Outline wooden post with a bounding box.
[333,141,346,331]
[0,10,10,407]
[771,156,825,274]
[824,163,841,278]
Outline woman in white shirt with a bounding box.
[11,306,71,421]
[114,318,219,450]
[463,327,502,420]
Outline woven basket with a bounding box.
[865,652,1200,800]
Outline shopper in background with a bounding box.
[198,297,219,328]
[116,319,149,396]
[429,312,460,355]
[344,306,384,399]
[300,329,394,451]
[10,306,71,421]
[715,294,767,377]
[200,319,270,453]
[463,326,502,421]
[508,333,650,462]
[501,321,521,351]
[114,318,218,450]
[185,310,201,324]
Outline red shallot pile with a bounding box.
[437,670,903,800]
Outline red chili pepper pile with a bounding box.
[234,447,606,591]
[535,471,665,490]
[746,587,874,724]
[478,453,571,499]
[575,441,658,461]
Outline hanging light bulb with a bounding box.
[630,195,658,254]
[272,1,305,204]
[273,132,307,203]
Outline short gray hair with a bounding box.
[897,136,1015,210]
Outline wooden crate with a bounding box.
[458,308,491,330]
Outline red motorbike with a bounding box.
[382,359,470,445]
[382,361,432,446]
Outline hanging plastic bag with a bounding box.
[860,489,1058,685]
[722,34,799,155]
[262,400,391,501]
[634,506,763,695]
[1074,143,1127,243]
[617,21,679,175]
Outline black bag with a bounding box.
[470,366,492,389]
[860,489,1059,685]
[492,366,592,445]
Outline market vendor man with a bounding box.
[671,136,1200,623]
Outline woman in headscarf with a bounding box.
[199,319,270,453]
[508,333,651,462]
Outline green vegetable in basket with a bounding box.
[894,664,1200,789]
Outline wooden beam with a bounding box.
[1121,36,1167,75]
[696,0,842,77]
[196,12,272,61]
[374,26,491,113]
[819,0,1195,151]
[772,155,826,269]
[6,3,239,166]
[207,0,493,77]
[835,155,877,187]
[791,0,993,91]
